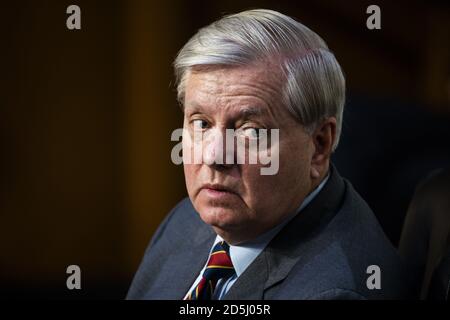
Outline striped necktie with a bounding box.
[186,241,236,300]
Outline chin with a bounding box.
[197,205,243,229]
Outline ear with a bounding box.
[310,117,337,179]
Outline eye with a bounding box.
[192,119,209,131]
[241,127,261,139]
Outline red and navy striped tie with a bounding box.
[186,241,236,300]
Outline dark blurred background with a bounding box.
[1,0,449,299]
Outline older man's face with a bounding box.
[183,64,315,244]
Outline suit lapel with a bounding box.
[223,164,346,299]
[222,251,269,300]
[145,221,216,299]
[175,233,216,299]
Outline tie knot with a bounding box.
[203,241,235,281]
[185,240,236,300]
[212,240,230,254]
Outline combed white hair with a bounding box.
[174,9,345,150]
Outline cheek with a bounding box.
[183,164,198,195]
[239,165,276,208]
[279,141,310,186]
[240,144,309,208]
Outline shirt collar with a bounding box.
[214,173,330,276]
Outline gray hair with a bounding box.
[174,9,345,150]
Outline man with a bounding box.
[127,9,409,300]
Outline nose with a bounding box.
[203,128,234,167]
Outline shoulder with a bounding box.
[272,179,410,299]
[324,179,409,298]
[145,197,206,252]
[126,197,211,299]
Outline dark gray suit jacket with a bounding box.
[127,165,410,299]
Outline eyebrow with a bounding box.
[238,107,264,118]
[185,103,267,118]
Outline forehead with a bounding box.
[184,64,283,113]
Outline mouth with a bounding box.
[200,183,238,199]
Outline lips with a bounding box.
[201,183,238,198]
[202,183,235,193]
